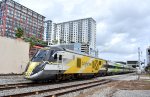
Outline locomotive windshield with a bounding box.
[31,47,64,62]
[31,49,49,62]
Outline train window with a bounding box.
[77,58,81,68]
[47,50,54,61]
[31,50,49,62]
[50,50,54,56]
[59,55,62,60]
[99,61,101,66]
[54,54,57,59]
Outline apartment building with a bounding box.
[0,0,45,40]
[48,18,96,50]
[45,18,96,56]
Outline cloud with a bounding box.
[95,0,150,61]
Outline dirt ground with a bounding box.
[107,74,150,90]
[115,80,150,90]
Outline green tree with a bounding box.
[15,27,24,38]
[60,39,63,43]
[52,39,58,44]
[24,36,48,48]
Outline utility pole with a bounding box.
[144,59,146,68]
[137,47,141,80]
[138,47,141,69]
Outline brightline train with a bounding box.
[24,46,135,81]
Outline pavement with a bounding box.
[74,73,150,97]
[111,74,150,97]
[113,90,150,97]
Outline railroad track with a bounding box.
[0,82,51,91]
[3,79,111,97]
[0,73,134,91]
[0,79,88,91]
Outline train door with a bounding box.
[57,53,63,72]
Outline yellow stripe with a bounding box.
[25,62,40,77]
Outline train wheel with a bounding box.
[94,73,98,78]
[56,74,62,81]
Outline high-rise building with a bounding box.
[0,0,45,40]
[49,18,96,51]
[44,20,52,42]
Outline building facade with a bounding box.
[49,18,96,50]
[44,20,52,42]
[126,61,139,68]
[146,47,150,65]
[81,44,89,55]
[0,0,45,40]
[52,43,81,54]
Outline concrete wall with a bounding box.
[0,36,29,74]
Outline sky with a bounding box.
[15,0,150,63]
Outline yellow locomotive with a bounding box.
[24,46,107,81]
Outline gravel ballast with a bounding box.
[0,73,149,97]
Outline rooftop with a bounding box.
[1,0,45,18]
[56,17,96,25]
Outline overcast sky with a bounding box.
[15,0,150,63]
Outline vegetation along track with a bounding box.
[3,79,111,97]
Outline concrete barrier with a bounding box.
[0,36,29,74]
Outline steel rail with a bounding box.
[3,79,111,97]
[0,82,50,91]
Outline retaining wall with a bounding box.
[0,36,29,74]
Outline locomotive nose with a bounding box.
[30,62,48,76]
[24,62,40,78]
